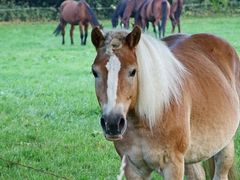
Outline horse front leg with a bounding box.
[163,153,185,180]
[157,21,162,39]
[124,156,152,180]
[70,24,74,45]
[79,23,84,45]
[177,19,181,33]
[83,23,88,45]
[61,22,66,45]
[185,163,206,180]
[152,21,158,38]
[171,19,176,34]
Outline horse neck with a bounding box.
[89,15,100,27]
[136,0,147,10]
[85,3,100,27]
[123,0,135,19]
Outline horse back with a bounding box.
[164,33,240,90]
[60,0,79,24]
[60,0,89,25]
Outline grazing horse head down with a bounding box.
[122,0,146,29]
[91,26,240,179]
[111,0,128,28]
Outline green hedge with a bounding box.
[0,7,58,21]
[184,2,240,16]
[0,1,240,22]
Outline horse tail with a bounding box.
[53,23,61,36]
[160,1,168,36]
[203,157,239,179]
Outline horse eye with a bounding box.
[129,69,136,77]
[92,68,98,78]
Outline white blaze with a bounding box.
[104,54,121,115]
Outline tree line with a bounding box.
[0,0,239,21]
[1,0,239,8]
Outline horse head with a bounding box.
[91,26,141,141]
[121,18,130,29]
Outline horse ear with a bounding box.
[91,27,105,49]
[126,26,141,49]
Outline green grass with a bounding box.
[0,16,240,179]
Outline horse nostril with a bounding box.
[100,117,106,132]
[118,117,125,132]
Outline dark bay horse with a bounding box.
[121,0,146,28]
[91,26,239,179]
[111,0,128,28]
[136,0,170,38]
[170,0,184,33]
[53,0,101,45]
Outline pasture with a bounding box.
[0,16,240,179]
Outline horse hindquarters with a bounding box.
[180,34,240,179]
[152,0,170,38]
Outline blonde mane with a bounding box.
[135,34,187,128]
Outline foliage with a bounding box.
[0,8,57,21]
[210,0,229,11]
[0,0,240,21]
[0,17,240,179]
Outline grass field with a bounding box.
[0,16,240,179]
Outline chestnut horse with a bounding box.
[53,0,101,45]
[170,0,184,33]
[136,0,170,38]
[91,26,239,179]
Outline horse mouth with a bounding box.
[105,134,123,141]
[100,115,127,141]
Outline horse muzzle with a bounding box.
[100,113,127,141]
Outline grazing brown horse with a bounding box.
[136,0,170,38]
[170,0,184,33]
[91,26,239,179]
[121,0,146,28]
[53,0,101,45]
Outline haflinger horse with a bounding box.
[170,0,184,33]
[136,0,170,38]
[53,0,101,45]
[111,0,128,28]
[91,26,240,179]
